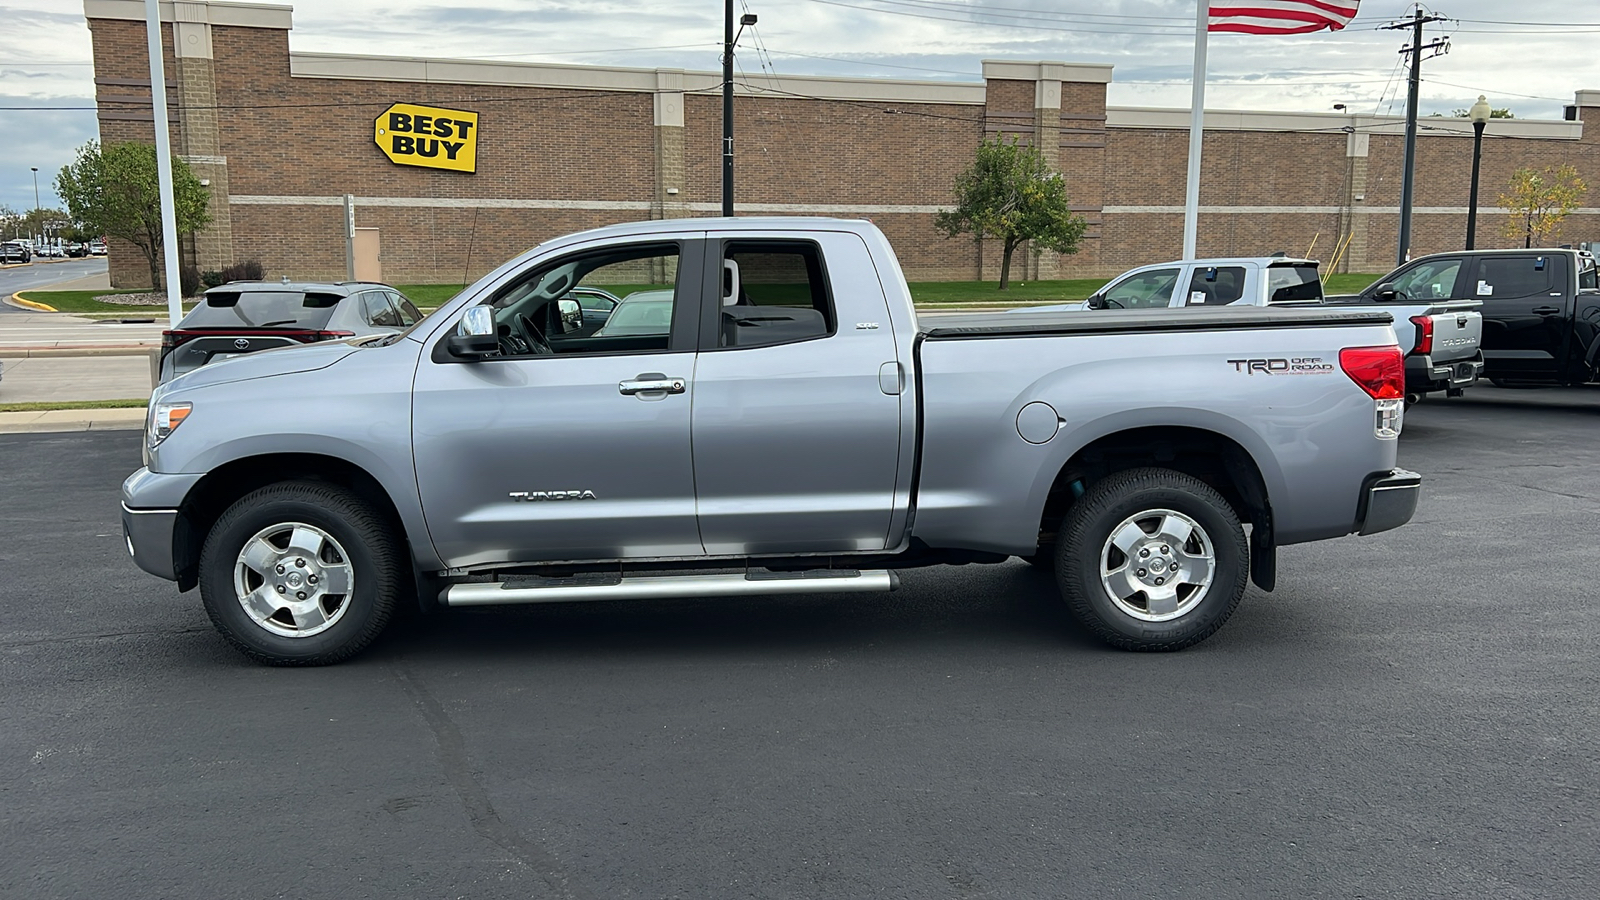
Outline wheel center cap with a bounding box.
[286,572,304,588]
[1148,558,1167,575]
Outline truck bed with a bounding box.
[921,306,1394,339]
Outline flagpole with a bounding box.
[1182,0,1210,260]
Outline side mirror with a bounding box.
[1373,282,1399,301]
[1085,294,1106,310]
[447,305,498,358]
[556,297,582,334]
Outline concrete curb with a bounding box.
[0,407,145,434]
[0,346,156,358]
[6,292,59,312]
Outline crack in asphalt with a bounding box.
[390,661,595,900]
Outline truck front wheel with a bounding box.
[1055,468,1248,651]
[198,482,403,666]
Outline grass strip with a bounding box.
[13,290,196,315]
[0,398,149,413]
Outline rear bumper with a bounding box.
[1356,468,1422,536]
[121,503,179,581]
[1406,353,1483,394]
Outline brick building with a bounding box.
[85,0,1600,288]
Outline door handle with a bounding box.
[1532,306,1561,316]
[619,376,686,396]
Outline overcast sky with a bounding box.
[2,0,1594,211]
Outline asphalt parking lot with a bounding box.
[3,385,1597,899]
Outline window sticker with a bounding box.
[1190,291,1207,304]
[1477,280,1493,296]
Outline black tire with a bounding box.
[1055,468,1248,652]
[198,481,403,666]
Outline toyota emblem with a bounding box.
[233,338,251,350]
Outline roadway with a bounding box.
[0,257,110,307]
[2,386,1597,898]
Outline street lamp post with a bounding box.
[721,6,757,217]
[1465,95,1490,251]
[30,166,40,211]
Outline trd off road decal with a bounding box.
[1227,357,1335,375]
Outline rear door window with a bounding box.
[1185,266,1246,305]
[1472,256,1554,299]
[361,291,402,327]
[182,290,340,329]
[386,290,422,326]
[1266,264,1323,303]
[1579,256,1599,291]
[714,241,835,349]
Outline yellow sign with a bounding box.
[374,103,479,173]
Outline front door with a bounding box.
[690,232,906,555]
[413,238,707,568]
[1472,253,1569,378]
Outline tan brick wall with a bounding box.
[87,12,1600,288]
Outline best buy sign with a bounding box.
[374,103,479,173]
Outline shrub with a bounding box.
[180,265,202,297]
[200,270,224,288]
[219,259,264,283]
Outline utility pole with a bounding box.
[1383,8,1448,267]
[721,4,756,217]
[722,0,734,217]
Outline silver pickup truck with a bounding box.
[122,218,1420,666]
[1038,256,1485,403]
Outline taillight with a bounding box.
[311,331,355,341]
[160,330,202,354]
[1339,345,1405,400]
[1408,315,1434,355]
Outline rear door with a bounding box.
[412,236,708,568]
[689,231,904,555]
[1471,253,1569,377]
[1180,264,1249,306]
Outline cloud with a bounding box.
[0,0,1592,209]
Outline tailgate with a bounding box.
[1422,304,1483,364]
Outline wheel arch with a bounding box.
[1033,422,1279,591]
[173,453,422,593]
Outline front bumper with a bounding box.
[1406,353,1484,394]
[1357,468,1422,536]
[122,503,179,581]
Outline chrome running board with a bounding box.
[442,569,898,607]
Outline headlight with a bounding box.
[147,401,192,448]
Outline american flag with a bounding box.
[1209,0,1361,35]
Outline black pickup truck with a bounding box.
[1340,248,1600,387]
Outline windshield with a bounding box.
[181,290,341,329]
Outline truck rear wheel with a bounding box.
[1055,468,1248,651]
[198,482,403,666]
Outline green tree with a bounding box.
[54,140,211,289]
[1450,107,1514,118]
[936,136,1088,290]
[1498,164,1587,248]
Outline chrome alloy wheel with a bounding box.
[1098,508,1215,623]
[232,523,355,638]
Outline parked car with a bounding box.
[1337,248,1600,388]
[65,242,88,258]
[565,286,620,332]
[123,217,1419,666]
[88,240,107,256]
[1033,257,1485,403]
[157,281,425,383]
[0,241,30,264]
[591,288,675,336]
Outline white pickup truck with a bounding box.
[1036,256,1485,403]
